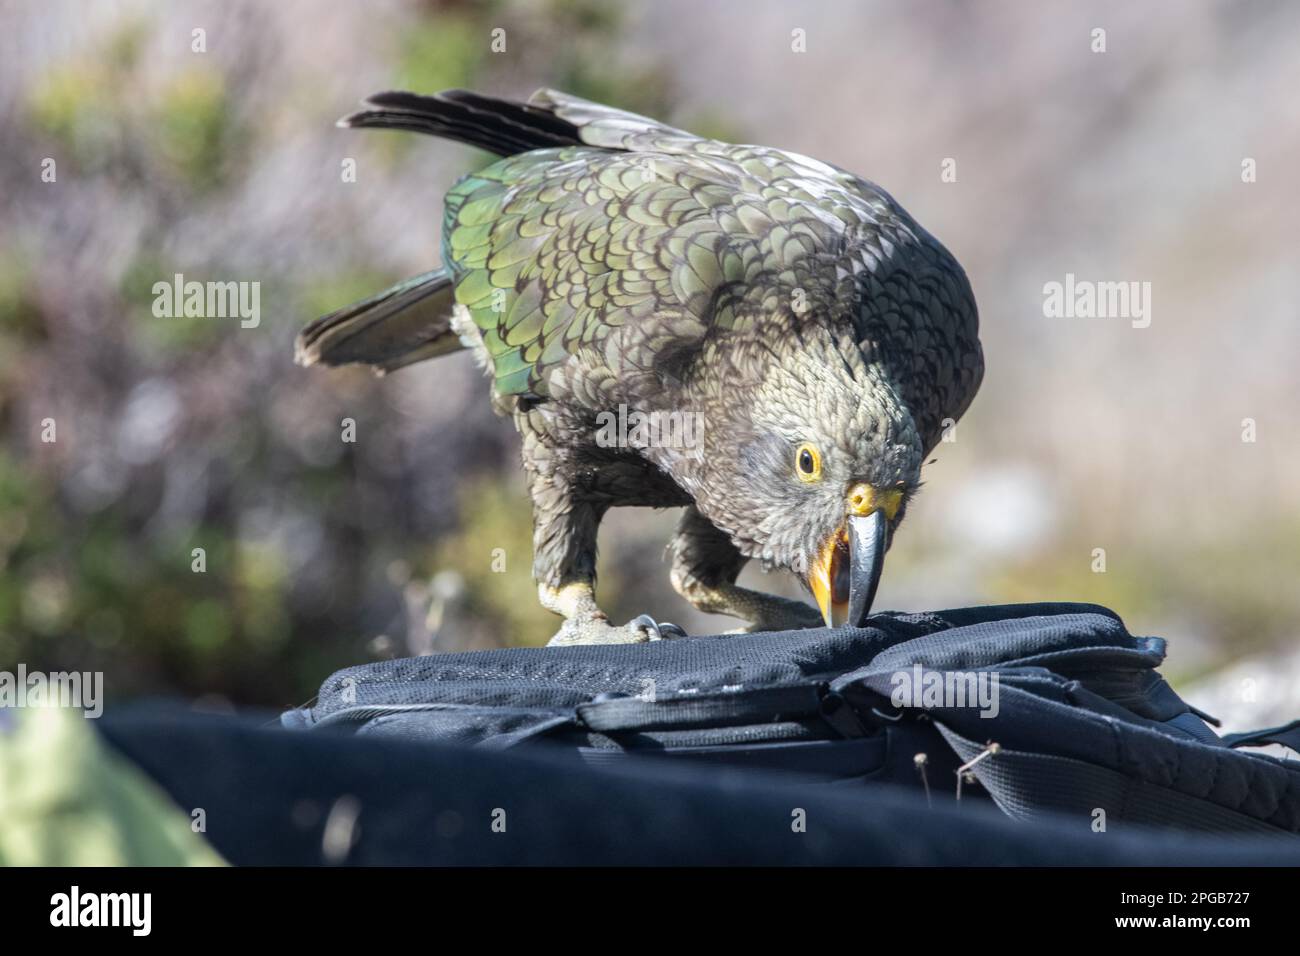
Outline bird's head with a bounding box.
[682,326,923,628]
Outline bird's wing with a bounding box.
[443,144,753,398]
[438,91,867,399]
[431,89,981,436]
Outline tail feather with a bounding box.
[339,89,582,156]
[295,269,461,375]
[337,87,689,157]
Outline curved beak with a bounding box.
[844,510,887,626]
[808,484,897,628]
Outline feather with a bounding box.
[295,270,459,374]
[339,89,582,157]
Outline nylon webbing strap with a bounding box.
[1221,719,1300,752]
[577,685,825,733]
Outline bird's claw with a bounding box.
[630,614,687,641]
[546,613,687,646]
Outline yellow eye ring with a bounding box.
[795,443,822,482]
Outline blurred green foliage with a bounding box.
[431,475,556,646]
[26,17,239,192]
[154,69,238,192]
[0,0,690,708]
[398,11,487,94]
[26,63,111,168]
[121,253,224,353]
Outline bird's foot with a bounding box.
[546,613,687,646]
[736,598,825,633]
[674,576,825,635]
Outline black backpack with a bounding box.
[283,602,1300,835]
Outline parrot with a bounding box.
[296,88,983,645]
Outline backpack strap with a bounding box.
[576,685,828,734]
[1220,719,1300,752]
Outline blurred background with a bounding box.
[2,0,1297,724]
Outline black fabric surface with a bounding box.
[292,603,1128,726]
[278,602,1300,835]
[98,707,1300,866]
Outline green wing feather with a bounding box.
[441,144,774,397]
[436,90,980,447]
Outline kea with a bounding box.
[296,89,983,645]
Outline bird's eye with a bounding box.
[795,443,822,482]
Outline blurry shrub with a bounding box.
[3,0,727,707]
[154,69,237,192]
[430,475,556,646]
